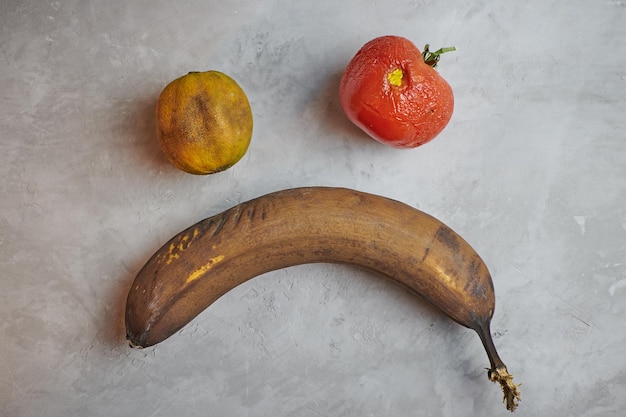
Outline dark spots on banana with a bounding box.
[471,283,488,299]
[421,246,430,262]
[435,225,460,253]
[213,212,229,236]
[195,215,227,240]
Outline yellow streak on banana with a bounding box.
[185,255,225,284]
[125,186,520,411]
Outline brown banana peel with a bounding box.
[125,186,520,411]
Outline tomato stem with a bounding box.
[422,44,456,68]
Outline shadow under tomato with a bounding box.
[313,68,373,145]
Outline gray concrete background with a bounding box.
[1,0,625,416]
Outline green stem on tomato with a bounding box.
[422,44,456,68]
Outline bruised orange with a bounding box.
[156,71,253,175]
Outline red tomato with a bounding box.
[339,36,455,149]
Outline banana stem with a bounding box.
[474,322,521,412]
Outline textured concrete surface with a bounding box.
[1,1,625,416]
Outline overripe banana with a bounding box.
[125,186,520,411]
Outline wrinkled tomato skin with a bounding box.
[339,36,454,149]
